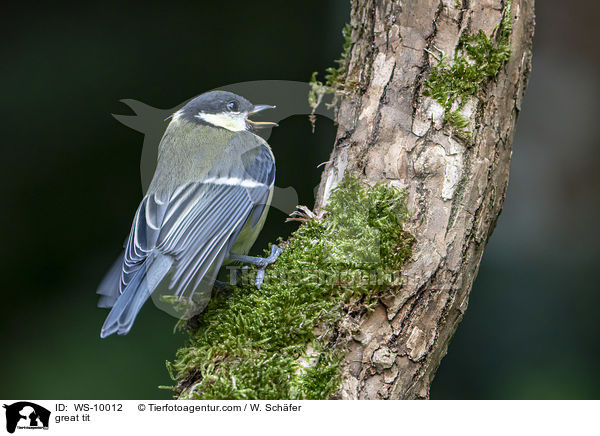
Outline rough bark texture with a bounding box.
[316,0,535,399]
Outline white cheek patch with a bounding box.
[195,112,248,132]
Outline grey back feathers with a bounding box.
[98,92,275,338]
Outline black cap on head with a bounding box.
[180,91,254,118]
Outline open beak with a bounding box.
[247,104,278,129]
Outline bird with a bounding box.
[97,90,282,338]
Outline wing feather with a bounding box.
[98,139,276,335]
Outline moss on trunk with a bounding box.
[166,175,414,399]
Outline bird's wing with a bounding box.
[100,142,275,309]
[165,142,275,298]
[235,140,276,228]
[156,182,254,297]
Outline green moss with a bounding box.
[422,1,513,139]
[324,23,353,91]
[308,23,354,117]
[166,174,414,399]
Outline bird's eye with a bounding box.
[227,101,239,112]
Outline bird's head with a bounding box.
[174,90,277,132]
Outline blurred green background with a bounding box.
[1,0,598,399]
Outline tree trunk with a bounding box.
[171,0,535,400]
[316,0,535,399]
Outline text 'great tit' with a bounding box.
[97,91,282,338]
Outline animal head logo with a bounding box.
[3,402,50,433]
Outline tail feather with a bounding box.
[100,253,172,338]
[96,252,125,309]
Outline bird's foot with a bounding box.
[229,245,283,288]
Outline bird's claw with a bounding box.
[255,245,283,288]
[228,245,284,289]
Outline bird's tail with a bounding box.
[100,253,172,338]
[96,252,125,309]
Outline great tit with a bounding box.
[97,91,282,338]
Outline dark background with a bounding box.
[1,0,598,399]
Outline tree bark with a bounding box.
[316,0,535,399]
